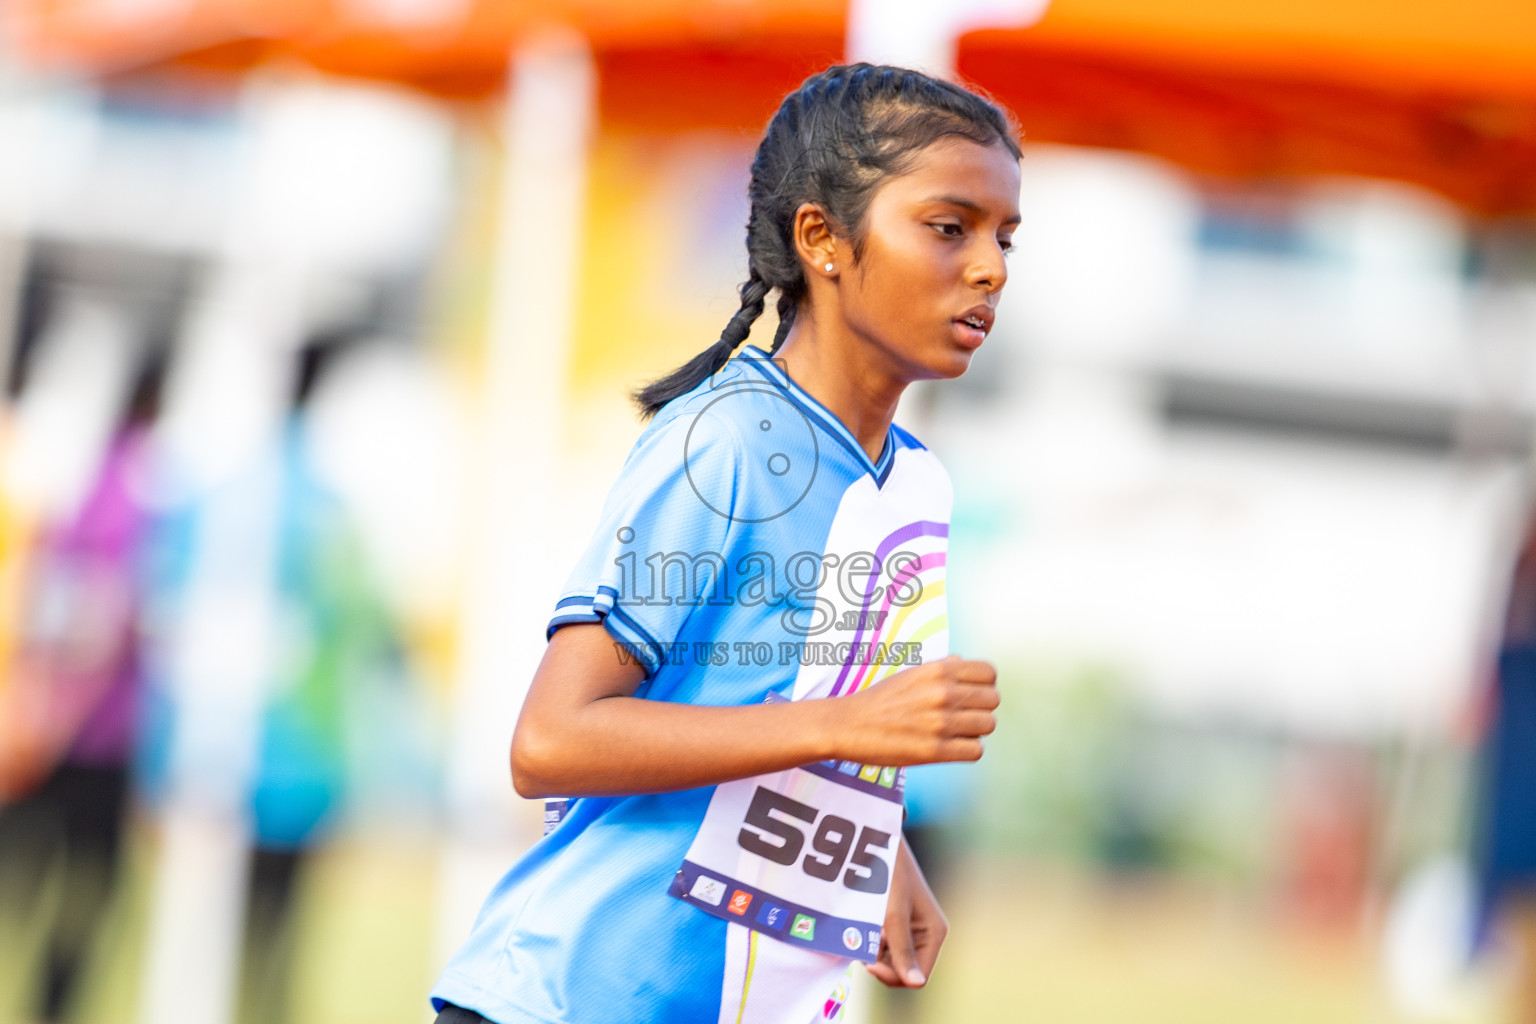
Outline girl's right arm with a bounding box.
[510,622,999,799]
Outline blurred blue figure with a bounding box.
[1475,508,1536,1022]
[136,336,399,1024]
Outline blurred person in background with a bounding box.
[1476,492,1536,1024]
[0,343,166,1023]
[237,335,402,1024]
[0,273,55,797]
[135,332,401,1024]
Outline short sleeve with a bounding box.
[547,406,742,677]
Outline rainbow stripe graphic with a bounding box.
[828,520,949,698]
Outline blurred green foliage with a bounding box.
[966,658,1473,896]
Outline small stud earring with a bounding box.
[824,262,834,273]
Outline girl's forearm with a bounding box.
[511,693,843,798]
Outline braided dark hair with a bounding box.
[633,63,1020,419]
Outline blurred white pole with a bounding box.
[136,806,253,1024]
[435,31,595,969]
[846,0,1052,77]
[3,295,138,518]
[136,76,313,1024]
[135,261,296,1024]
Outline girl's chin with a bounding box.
[939,340,981,372]
[910,347,976,382]
[877,336,978,382]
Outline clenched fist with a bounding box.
[838,654,999,767]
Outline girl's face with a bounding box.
[836,137,1021,381]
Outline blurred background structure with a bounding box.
[1,1,1535,1022]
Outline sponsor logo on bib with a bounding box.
[756,903,787,931]
[727,890,752,915]
[842,926,862,951]
[690,875,727,906]
[790,914,817,941]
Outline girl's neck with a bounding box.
[769,323,906,465]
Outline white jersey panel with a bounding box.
[790,445,954,703]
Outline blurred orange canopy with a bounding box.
[963,0,1536,216]
[10,0,1536,213]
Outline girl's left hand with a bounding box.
[866,836,947,988]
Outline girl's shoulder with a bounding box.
[645,354,761,426]
[627,355,788,470]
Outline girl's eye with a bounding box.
[932,223,964,238]
[1000,238,1016,256]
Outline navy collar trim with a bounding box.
[737,347,898,485]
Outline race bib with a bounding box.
[670,712,904,963]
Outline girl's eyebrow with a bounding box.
[922,194,1022,225]
[924,194,982,211]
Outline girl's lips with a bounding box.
[957,303,995,332]
[952,303,995,348]
[951,318,987,348]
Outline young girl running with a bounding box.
[431,63,1020,1024]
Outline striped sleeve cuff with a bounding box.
[546,586,666,677]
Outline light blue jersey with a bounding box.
[431,346,953,1024]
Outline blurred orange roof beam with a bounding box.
[9,0,1536,213]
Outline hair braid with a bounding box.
[723,270,770,350]
[770,290,797,353]
[632,270,768,415]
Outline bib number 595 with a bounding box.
[736,787,892,895]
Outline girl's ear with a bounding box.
[792,202,840,277]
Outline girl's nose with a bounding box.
[969,242,1008,293]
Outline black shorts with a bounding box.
[435,1004,492,1024]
